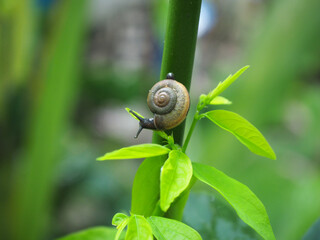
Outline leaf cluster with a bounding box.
[94,66,277,240]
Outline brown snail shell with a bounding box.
[130,73,190,138]
[147,78,190,130]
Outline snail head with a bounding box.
[129,110,156,138]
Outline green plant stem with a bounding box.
[152,0,202,146]
[154,0,202,221]
[131,0,202,221]
[182,112,199,153]
[164,176,197,220]
[151,201,165,217]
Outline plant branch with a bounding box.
[131,0,202,221]
[152,0,202,146]
[182,112,199,153]
[154,0,202,221]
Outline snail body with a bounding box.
[147,78,189,130]
[131,73,190,138]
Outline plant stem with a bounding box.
[151,201,165,217]
[152,0,202,146]
[131,0,202,221]
[182,113,199,153]
[156,0,202,221]
[153,0,201,220]
[164,176,197,220]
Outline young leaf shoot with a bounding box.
[210,96,232,105]
[125,215,153,240]
[112,213,129,240]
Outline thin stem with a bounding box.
[182,113,199,153]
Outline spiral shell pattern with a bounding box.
[147,79,190,130]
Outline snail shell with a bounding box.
[147,76,190,130]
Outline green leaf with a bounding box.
[131,155,167,216]
[125,215,153,240]
[156,131,170,140]
[112,213,129,226]
[210,96,232,105]
[192,162,275,240]
[112,213,129,240]
[97,144,170,161]
[160,150,193,212]
[205,110,276,160]
[57,227,121,240]
[126,108,144,120]
[147,216,202,240]
[156,131,177,150]
[116,220,129,240]
[207,66,250,103]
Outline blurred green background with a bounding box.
[0,0,319,239]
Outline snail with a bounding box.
[130,73,190,138]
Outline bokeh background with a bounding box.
[1,0,319,239]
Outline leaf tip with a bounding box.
[265,146,276,160]
[160,201,169,212]
[260,149,276,160]
[96,156,104,161]
[126,108,145,121]
[237,65,250,75]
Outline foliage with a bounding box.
[2,0,319,239]
[97,144,170,160]
[193,163,275,240]
[94,66,277,240]
[57,227,121,240]
[147,216,202,240]
[205,110,276,160]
